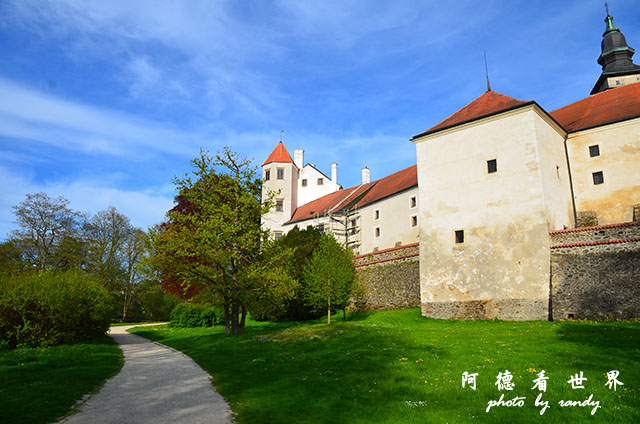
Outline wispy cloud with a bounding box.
[0,78,206,158]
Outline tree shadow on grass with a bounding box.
[134,321,449,424]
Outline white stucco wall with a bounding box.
[297,164,340,207]
[357,188,420,255]
[261,162,298,236]
[413,105,558,317]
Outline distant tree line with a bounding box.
[1,193,179,348]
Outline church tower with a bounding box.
[261,141,298,239]
[591,8,640,94]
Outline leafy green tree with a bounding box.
[302,233,356,324]
[0,240,28,275]
[150,148,287,334]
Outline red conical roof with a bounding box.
[413,90,532,139]
[262,141,296,167]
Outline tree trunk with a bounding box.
[343,308,346,321]
[240,304,247,333]
[223,300,231,335]
[231,303,241,334]
[328,297,331,324]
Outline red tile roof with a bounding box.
[550,82,640,132]
[287,184,371,224]
[355,165,417,208]
[286,165,417,225]
[262,141,295,166]
[412,90,532,139]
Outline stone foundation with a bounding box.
[550,222,640,320]
[352,244,420,310]
[421,299,548,321]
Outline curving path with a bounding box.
[58,324,233,424]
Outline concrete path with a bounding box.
[58,324,234,424]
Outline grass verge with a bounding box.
[131,309,639,424]
[0,336,123,424]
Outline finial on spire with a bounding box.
[280,129,284,142]
[603,3,619,34]
[484,49,491,92]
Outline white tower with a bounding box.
[261,141,298,238]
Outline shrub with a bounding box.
[169,303,223,327]
[0,271,113,349]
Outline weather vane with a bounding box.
[280,129,284,142]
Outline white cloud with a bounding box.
[0,165,174,240]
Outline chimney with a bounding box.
[331,163,337,185]
[362,167,370,184]
[294,149,304,169]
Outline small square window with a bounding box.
[264,169,270,181]
[301,179,307,187]
[410,196,417,208]
[277,168,284,179]
[589,145,600,157]
[375,227,381,238]
[274,232,283,240]
[317,223,325,234]
[633,204,640,222]
[487,159,497,174]
[411,215,418,227]
[317,178,323,185]
[454,230,464,244]
[592,171,604,185]
[374,209,380,220]
[276,199,284,212]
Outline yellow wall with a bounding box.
[567,117,640,224]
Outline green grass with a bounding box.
[131,309,640,424]
[0,336,123,424]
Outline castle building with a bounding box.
[412,11,640,320]
[261,11,640,319]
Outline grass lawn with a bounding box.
[0,336,123,424]
[131,309,640,424]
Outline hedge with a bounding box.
[0,271,112,349]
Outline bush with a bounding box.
[0,271,113,349]
[169,303,223,327]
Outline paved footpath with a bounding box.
[58,324,233,424]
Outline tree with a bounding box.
[302,233,356,324]
[121,228,148,322]
[11,193,80,271]
[150,148,279,334]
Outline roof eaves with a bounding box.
[565,113,640,134]
[356,183,418,209]
[411,100,536,141]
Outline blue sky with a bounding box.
[0,0,638,239]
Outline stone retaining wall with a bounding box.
[351,244,420,310]
[550,222,640,320]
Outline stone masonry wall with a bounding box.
[550,222,640,320]
[351,244,420,310]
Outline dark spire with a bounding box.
[591,6,640,94]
